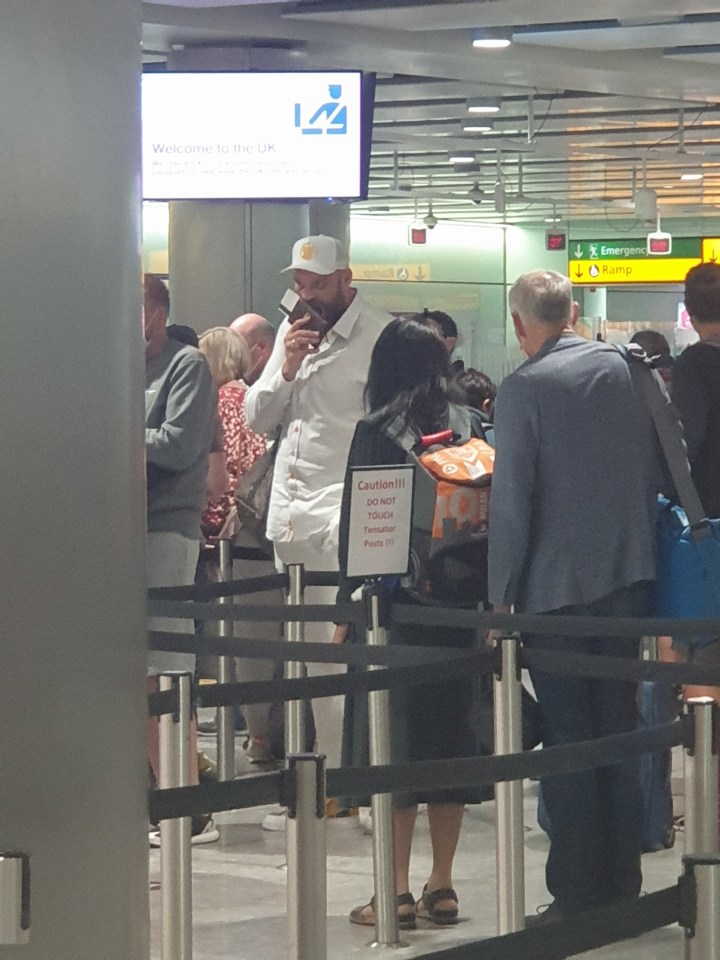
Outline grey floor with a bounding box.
[149,728,687,960]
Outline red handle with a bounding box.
[419,429,454,448]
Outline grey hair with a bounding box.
[508,270,573,326]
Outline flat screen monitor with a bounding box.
[141,71,374,201]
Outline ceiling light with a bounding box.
[472,28,512,49]
[462,121,493,133]
[681,172,704,181]
[544,215,563,223]
[467,97,501,114]
[449,151,476,164]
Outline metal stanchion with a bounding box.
[493,633,526,935]
[159,671,193,960]
[285,564,307,756]
[682,854,720,960]
[216,539,236,781]
[684,698,719,857]
[364,582,404,949]
[287,754,327,960]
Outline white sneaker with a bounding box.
[149,815,219,846]
[262,808,287,832]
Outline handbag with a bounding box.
[625,345,720,648]
[234,431,279,559]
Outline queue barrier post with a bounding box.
[285,564,308,757]
[158,671,193,960]
[364,582,404,949]
[287,754,327,960]
[684,698,719,858]
[493,633,526,935]
[216,539,236,781]
[682,854,720,960]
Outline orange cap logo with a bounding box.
[300,243,315,261]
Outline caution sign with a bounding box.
[346,465,414,578]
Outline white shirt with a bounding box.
[245,290,389,549]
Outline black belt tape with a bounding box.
[199,651,495,707]
[414,884,682,960]
[150,720,685,819]
[149,599,364,625]
[148,625,720,687]
[148,630,486,668]
[148,589,720,641]
[325,719,686,799]
[393,603,720,640]
[522,647,720,687]
[148,569,340,603]
[149,770,283,822]
[149,573,289,603]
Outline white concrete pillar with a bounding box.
[583,286,608,339]
[0,3,148,960]
[168,200,309,331]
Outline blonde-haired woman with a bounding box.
[199,327,266,534]
[198,326,274,763]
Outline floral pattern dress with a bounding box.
[201,380,266,536]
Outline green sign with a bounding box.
[570,238,701,260]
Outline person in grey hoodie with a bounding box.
[144,275,219,844]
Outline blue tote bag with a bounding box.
[625,344,720,649]
[655,499,720,648]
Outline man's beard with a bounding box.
[309,295,345,328]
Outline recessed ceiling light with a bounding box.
[681,172,704,181]
[449,151,476,163]
[467,97,501,114]
[472,28,512,49]
[462,121,493,133]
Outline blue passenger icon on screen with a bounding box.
[294,85,348,135]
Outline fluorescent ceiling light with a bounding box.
[680,172,703,181]
[462,121,493,133]
[449,151,476,163]
[472,28,512,49]
[467,97,501,114]
[544,215,563,223]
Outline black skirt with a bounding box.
[340,593,489,809]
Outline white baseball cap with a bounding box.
[282,235,350,275]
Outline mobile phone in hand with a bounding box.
[279,289,328,336]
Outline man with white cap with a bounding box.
[245,234,389,826]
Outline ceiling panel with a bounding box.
[141,0,720,225]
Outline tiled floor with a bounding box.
[149,733,689,960]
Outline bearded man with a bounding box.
[245,235,388,825]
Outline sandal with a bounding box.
[415,884,459,925]
[349,892,416,930]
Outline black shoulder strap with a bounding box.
[620,344,708,532]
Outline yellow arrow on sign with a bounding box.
[702,239,720,263]
[568,257,701,285]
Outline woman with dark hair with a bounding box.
[336,315,483,930]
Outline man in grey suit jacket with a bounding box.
[488,270,661,921]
